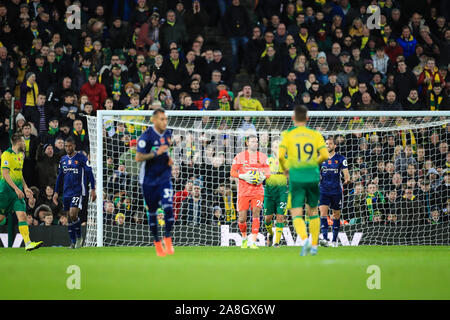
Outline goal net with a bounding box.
[85,111,450,247]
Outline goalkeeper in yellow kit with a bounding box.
[0,133,43,251]
[279,105,329,256]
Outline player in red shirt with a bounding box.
[230,135,270,249]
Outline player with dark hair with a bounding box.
[279,105,329,256]
[319,137,350,247]
[53,136,96,249]
[230,134,270,249]
[0,133,43,251]
[135,108,175,257]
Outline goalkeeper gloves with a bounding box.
[239,172,255,184]
[256,172,266,185]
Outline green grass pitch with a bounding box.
[1,246,449,300]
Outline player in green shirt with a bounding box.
[0,133,43,251]
[279,105,329,256]
[263,137,288,247]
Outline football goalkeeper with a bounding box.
[0,133,43,251]
[279,105,329,256]
[230,135,270,249]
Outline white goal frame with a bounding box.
[92,110,450,247]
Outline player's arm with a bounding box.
[135,135,168,162]
[256,154,271,185]
[1,168,25,199]
[135,146,168,162]
[53,161,64,205]
[230,156,253,183]
[167,131,174,166]
[22,177,33,199]
[316,134,329,165]
[278,135,288,174]
[343,168,350,185]
[83,157,97,201]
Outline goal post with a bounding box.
[86,110,450,247]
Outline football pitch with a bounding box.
[1,246,449,300]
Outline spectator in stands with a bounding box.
[279,82,301,111]
[58,91,78,123]
[21,121,39,186]
[399,187,422,226]
[148,76,171,104]
[102,64,126,98]
[418,57,445,96]
[403,88,425,110]
[180,178,206,226]
[20,72,39,122]
[40,211,54,226]
[223,0,250,73]
[427,83,449,110]
[35,142,59,191]
[161,48,187,102]
[372,46,390,76]
[136,12,161,53]
[103,201,115,226]
[71,118,89,155]
[109,17,129,52]
[205,70,222,98]
[210,49,233,88]
[356,92,378,111]
[119,139,139,178]
[257,46,282,94]
[184,0,208,42]
[80,73,107,113]
[37,185,61,216]
[397,26,417,59]
[245,26,264,75]
[160,9,188,54]
[189,78,207,110]
[234,85,263,111]
[365,182,386,223]
[34,204,53,226]
[173,178,193,221]
[381,91,402,111]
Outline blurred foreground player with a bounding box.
[279,105,329,256]
[136,108,175,257]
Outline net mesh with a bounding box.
[86,112,450,247]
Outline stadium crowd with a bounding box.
[0,0,449,231]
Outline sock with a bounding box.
[67,220,76,244]
[320,217,329,241]
[332,219,340,242]
[73,217,81,239]
[251,217,260,242]
[265,220,274,236]
[238,221,247,238]
[18,221,31,245]
[309,215,320,246]
[147,211,159,242]
[163,206,174,238]
[275,222,284,244]
[292,216,308,241]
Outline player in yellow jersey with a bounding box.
[263,137,288,247]
[0,133,43,251]
[279,105,329,256]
